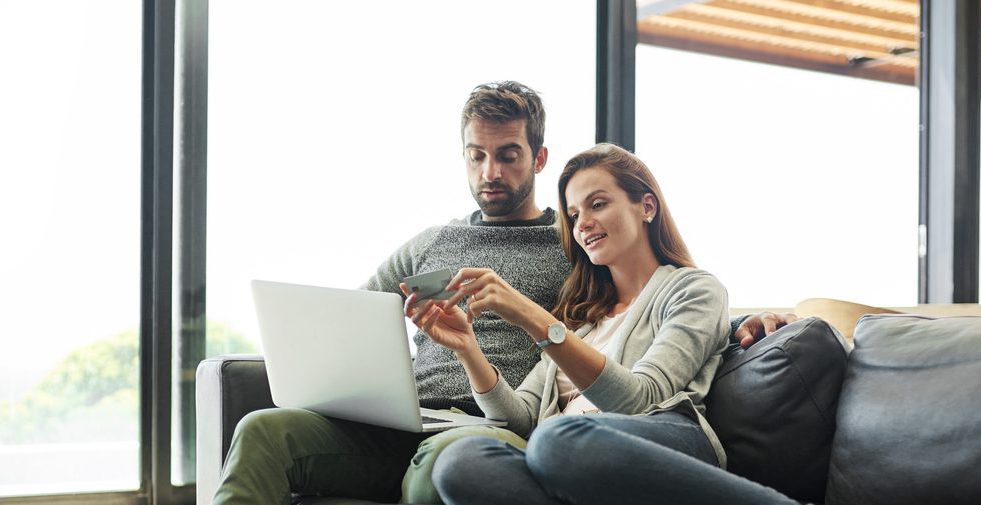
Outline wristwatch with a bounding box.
[537,321,567,349]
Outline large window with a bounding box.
[635,2,920,308]
[0,0,141,497]
[204,0,595,360]
[169,0,596,486]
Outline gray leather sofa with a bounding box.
[195,355,390,505]
[196,313,981,505]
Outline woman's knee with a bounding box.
[431,437,503,500]
[525,416,593,470]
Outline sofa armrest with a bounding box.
[196,354,274,505]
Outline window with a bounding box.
[0,0,141,496]
[635,2,920,308]
[172,0,596,485]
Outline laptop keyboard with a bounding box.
[421,415,449,424]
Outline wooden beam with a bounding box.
[638,29,916,85]
[637,0,708,18]
[664,3,916,54]
[782,0,919,25]
[710,0,917,40]
[640,16,917,65]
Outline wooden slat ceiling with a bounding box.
[637,0,919,85]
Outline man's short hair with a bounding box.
[461,81,545,156]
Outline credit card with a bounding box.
[403,268,455,301]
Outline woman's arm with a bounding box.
[582,271,729,414]
[403,279,543,433]
[442,268,609,391]
[400,283,498,392]
[472,359,549,437]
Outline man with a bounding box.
[212,81,793,505]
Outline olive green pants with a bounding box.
[212,408,526,505]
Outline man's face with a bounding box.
[463,119,544,221]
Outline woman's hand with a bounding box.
[400,283,478,355]
[441,268,544,329]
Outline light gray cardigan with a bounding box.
[474,264,730,467]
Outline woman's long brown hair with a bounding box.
[551,143,695,329]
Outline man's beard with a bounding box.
[471,176,535,218]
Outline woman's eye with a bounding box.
[592,201,606,210]
[570,213,579,221]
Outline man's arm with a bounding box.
[731,312,800,348]
[360,226,443,295]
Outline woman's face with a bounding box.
[564,166,653,267]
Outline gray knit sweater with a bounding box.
[361,208,571,401]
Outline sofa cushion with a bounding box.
[825,315,981,505]
[705,317,849,504]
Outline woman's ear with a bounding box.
[642,194,657,222]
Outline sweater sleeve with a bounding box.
[359,226,442,295]
[581,271,729,414]
[473,359,549,438]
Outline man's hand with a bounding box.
[734,312,800,349]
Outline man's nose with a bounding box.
[482,160,502,182]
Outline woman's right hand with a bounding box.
[400,282,479,355]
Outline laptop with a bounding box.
[251,279,507,432]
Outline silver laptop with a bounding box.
[251,280,507,432]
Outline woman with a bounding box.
[403,143,731,505]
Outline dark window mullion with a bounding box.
[596,0,637,151]
[919,0,981,303]
[174,0,209,489]
[141,1,177,504]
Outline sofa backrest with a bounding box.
[825,314,981,505]
[706,317,849,504]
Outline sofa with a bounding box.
[196,299,981,505]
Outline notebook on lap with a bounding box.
[250,280,507,433]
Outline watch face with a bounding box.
[548,323,566,344]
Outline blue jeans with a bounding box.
[433,411,804,505]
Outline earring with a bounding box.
[645,216,653,223]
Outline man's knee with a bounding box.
[415,426,524,466]
[405,427,523,504]
[232,408,320,447]
[234,408,280,439]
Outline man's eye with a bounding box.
[468,152,485,162]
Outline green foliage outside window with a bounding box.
[0,322,255,444]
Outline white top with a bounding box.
[556,308,631,415]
